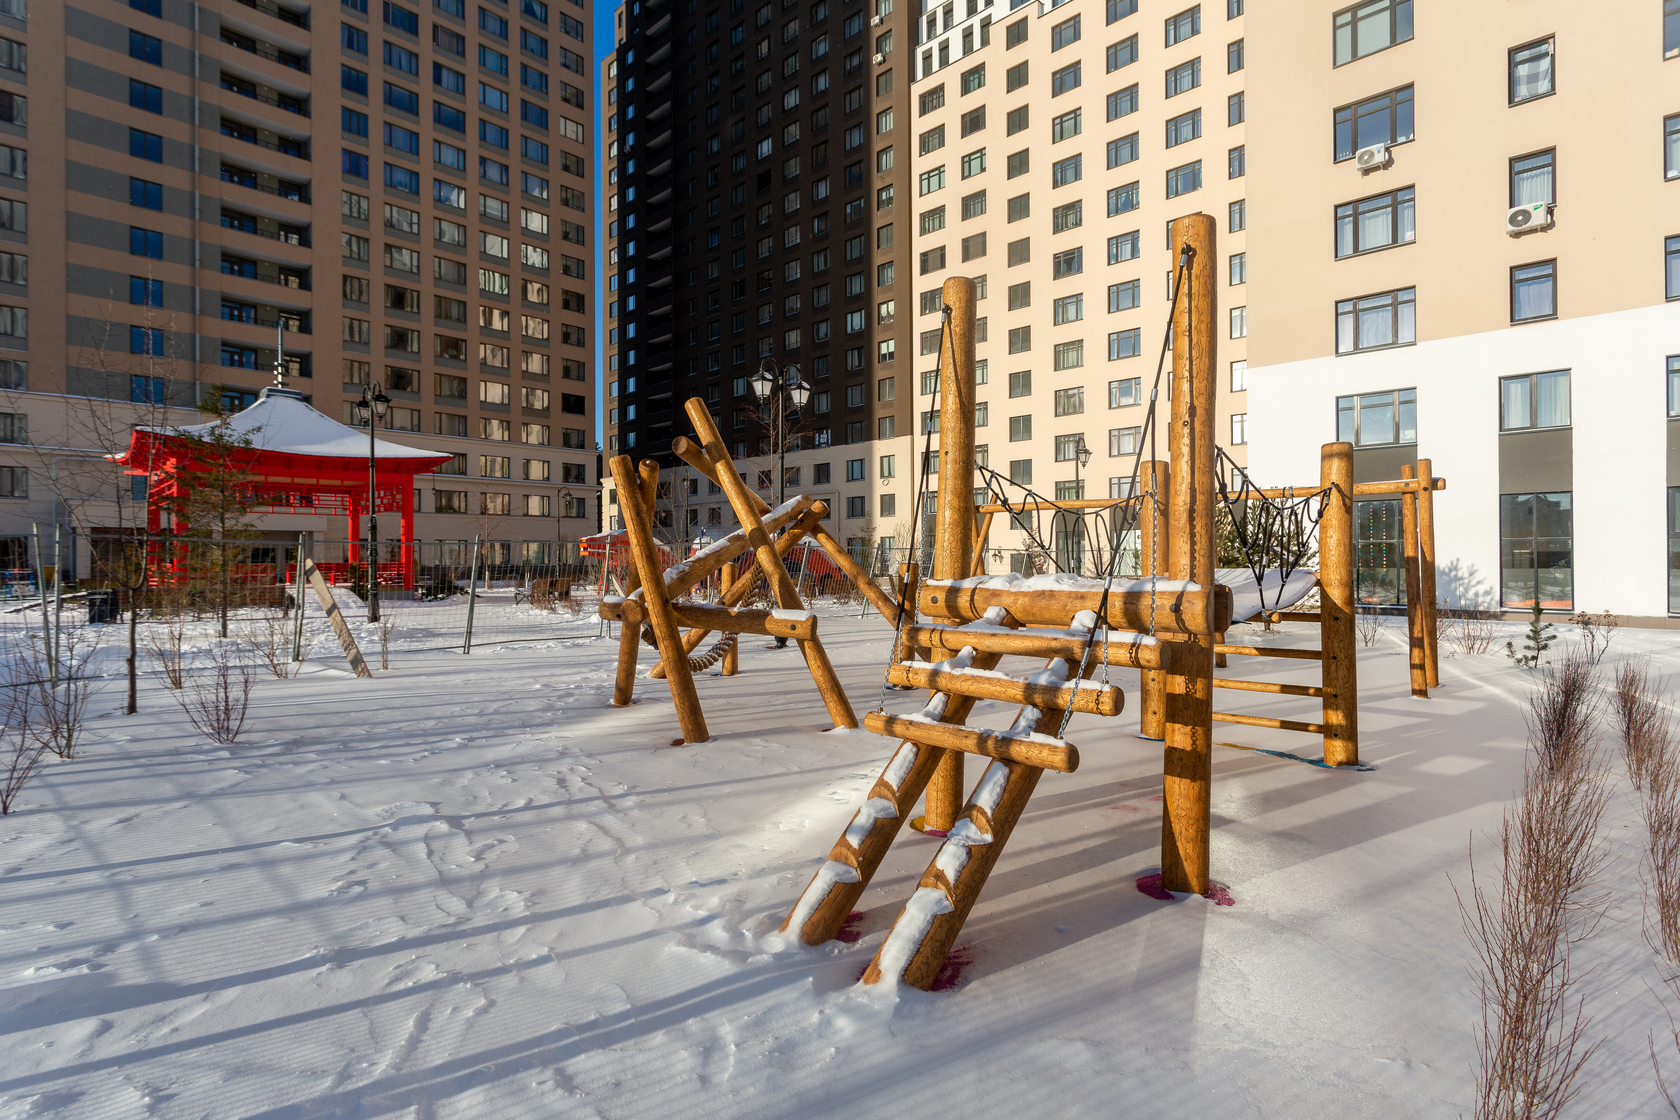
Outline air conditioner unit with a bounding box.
[1506,202,1554,236]
[871,14,883,25]
[1354,142,1390,171]
[873,51,885,63]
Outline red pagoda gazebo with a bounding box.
[110,387,453,589]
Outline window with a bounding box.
[1052,201,1082,233]
[1009,369,1032,397]
[1333,85,1414,162]
[920,166,946,194]
[962,107,986,137]
[130,178,163,210]
[1670,236,1680,301]
[1108,84,1139,121]
[1108,329,1141,359]
[130,276,162,306]
[963,190,987,219]
[1228,145,1246,178]
[1008,326,1032,353]
[1166,109,1202,147]
[1053,293,1083,323]
[1165,6,1199,45]
[1107,35,1139,72]
[920,245,947,273]
[1109,377,1143,407]
[1667,114,1680,181]
[1109,426,1141,456]
[129,79,162,114]
[130,226,163,259]
[1052,15,1081,50]
[1166,58,1201,97]
[1008,281,1031,309]
[1511,150,1556,206]
[1511,260,1557,322]
[1109,230,1141,263]
[1227,38,1244,72]
[1230,198,1246,232]
[1500,493,1572,610]
[130,30,163,65]
[1054,386,1085,415]
[919,125,944,156]
[1007,150,1030,179]
[1510,38,1553,103]
[1335,187,1415,257]
[1051,62,1082,96]
[1052,155,1082,187]
[962,232,987,261]
[1230,413,1247,445]
[1007,61,1030,92]
[1336,388,1416,445]
[1335,286,1415,353]
[1008,237,1030,266]
[1006,17,1029,48]
[1009,459,1032,485]
[1229,91,1246,126]
[1110,0,1139,21]
[1109,279,1141,311]
[1053,247,1084,278]
[131,129,164,163]
[1166,161,1202,198]
[1333,0,1412,67]
[1009,415,1032,441]
[962,149,987,177]
[920,84,946,115]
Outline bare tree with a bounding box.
[26,626,103,760]
[0,636,42,814]
[145,615,191,690]
[243,612,297,679]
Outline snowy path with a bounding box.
[1,608,1675,1117]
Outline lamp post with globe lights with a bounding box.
[352,382,391,622]
[750,359,812,507]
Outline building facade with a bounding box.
[601,0,913,555]
[0,0,595,571]
[1246,0,1680,622]
[900,0,1249,573]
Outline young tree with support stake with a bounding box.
[174,392,263,640]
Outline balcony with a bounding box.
[220,117,311,160]
[219,163,311,204]
[232,0,310,30]
[220,300,312,334]
[219,255,311,292]
[219,71,310,117]
[220,209,311,248]
[219,28,310,73]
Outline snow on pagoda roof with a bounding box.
[143,387,451,465]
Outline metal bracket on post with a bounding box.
[462,533,482,654]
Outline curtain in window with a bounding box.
[1535,370,1570,427]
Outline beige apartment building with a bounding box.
[900,0,1249,572]
[0,0,595,574]
[1246,0,1680,621]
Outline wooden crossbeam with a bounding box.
[661,495,816,601]
[603,598,819,640]
[863,711,1079,772]
[610,460,661,707]
[885,662,1122,717]
[920,581,1233,635]
[901,622,1165,670]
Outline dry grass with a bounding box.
[376,616,396,671]
[1458,654,1610,1120]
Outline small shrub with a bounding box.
[1506,602,1556,668]
[146,617,191,689]
[1355,606,1384,648]
[243,612,296,680]
[175,643,254,744]
[1568,609,1618,669]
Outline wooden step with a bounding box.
[1214,644,1323,661]
[863,711,1079,773]
[1213,711,1326,735]
[600,597,817,639]
[901,622,1165,670]
[1212,677,1324,698]
[886,662,1123,717]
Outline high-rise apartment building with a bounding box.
[903,0,1248,572]
[601,0,912,552]
[0,0,594,568]
[1247,0,1680,622]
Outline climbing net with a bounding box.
[1213,447,1328,614]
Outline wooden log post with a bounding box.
[684,398,857,730]
[1160,213,1217,898]
[1400,463,1427,698]
[924,275,978,835]
[1416,457,1441,689]
[609,461,662,706]
[611,455,710,743]
[1319,441,1360,766]
[971,510,994,577]
[721,561,739,675]
[1137,458,1169,739]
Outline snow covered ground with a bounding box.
[1,599,1677,1118]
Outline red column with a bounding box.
[400,487,415,590]
[347,494,361,568]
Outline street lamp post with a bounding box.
[1074,436,1092,498]
[353,381,391,622]
[750,359,811,507]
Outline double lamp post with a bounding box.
[353,381,391,622]
[751,359,811,507]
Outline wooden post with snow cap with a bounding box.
[1416,458,1441,689]
[611,455,710,743]
[1319,441,1359,765]
[1400,463,1427,699]
[1159,213,1217,898]
[923,274,978,835]
[1137,459,1169,739]
[721,562,739,675]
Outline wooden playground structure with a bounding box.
[774,215,1448,988]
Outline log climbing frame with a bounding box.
[599,398,903,743]
[779,214,1446,989]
